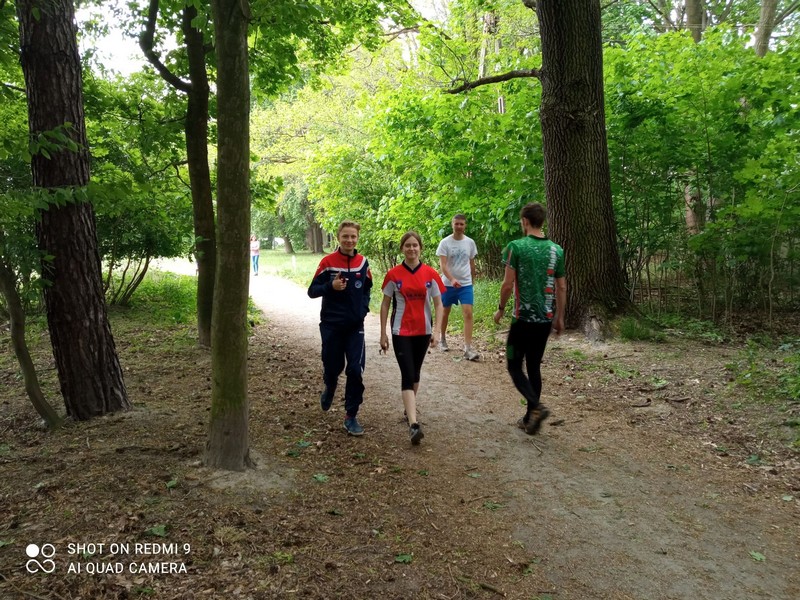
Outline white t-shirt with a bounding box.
[436,235,478,287]
[250,240,260,256]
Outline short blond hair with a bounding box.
[337,220,361,235]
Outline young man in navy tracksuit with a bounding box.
[307,220,373,436]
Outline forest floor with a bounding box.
[1,267,799,600]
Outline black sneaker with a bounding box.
[525,406,550,435]
[409,423,424,445]
[344,416,364,436]
[516,417,527,430]
[320,387,334,411]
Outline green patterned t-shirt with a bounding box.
[501,235,565,324]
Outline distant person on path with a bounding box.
[380,231,445,445]
[250,235,260,276]
[436,214,479,360]
[308,221,373,436]
[493,203,566,435]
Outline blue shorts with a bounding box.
[442,285,474,308]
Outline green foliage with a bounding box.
[145,524,168,537]
[128,271,197,325]
[249,0,409,97]
[727,338,800,408]
[606,30,800,318]
[617,317,666,343]
[82,73,194,303]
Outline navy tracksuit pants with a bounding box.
[319,322,365,417]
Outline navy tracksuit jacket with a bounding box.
[307,249,372,416]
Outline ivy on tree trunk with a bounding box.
[16,0,129,419]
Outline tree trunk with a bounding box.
[306,218,324,253]
[16,0,129,420]
[140,1,216,348]
[183,5,216,348]
[278,214,295,254]
[754,0,778,57]
[536,0,628,337]
[685,0,705,43]
[206,0,252,471]
[0,254,61,428]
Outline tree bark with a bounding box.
[183,5,216,347]
[755,0,778,57]
[278,213,295,254]
[206,0,252,471]
[16,0,129,419]
[0,252,61,428]
[536,0,628,336]
[140,0,216,348]
[685,0,705,43]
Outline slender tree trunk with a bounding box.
[0,254,61,428]
[278,214,295,254]
[755,0,778,57]
[140,0,216,348]
[183,5,216,347]
[536,0,628,337]
[206,0,252,471]
[16,0,129,420]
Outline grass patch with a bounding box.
[262,250,323,286]
[618,316,666,342]
[126,271,197,325]
[653,312,726,343]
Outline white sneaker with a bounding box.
[439,339,449,352]
[464,348,480,361]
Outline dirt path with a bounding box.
[249,274,799,600]
[1,266,796,600]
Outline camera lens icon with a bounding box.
[25,543,56,574]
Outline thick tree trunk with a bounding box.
[685,0,705,43]
[206,0,251,471]
[754,0,778,57]
[183,5,216,348]
[306,218,324,253]
[16,0,129,419]
[536,0,628,336]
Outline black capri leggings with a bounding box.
[392,334,431,390]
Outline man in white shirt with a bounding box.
[436,214,479,360]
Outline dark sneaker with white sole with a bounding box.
[409,423,424,444]
[344,416,364,436]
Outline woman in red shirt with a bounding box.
[379,231,444,444]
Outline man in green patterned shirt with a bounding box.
[493,203,566,435]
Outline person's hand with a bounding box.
[493,309,504,324]
[452,280,462,288]
[379,333,389,353]
[333,273,347,291]
[552,316,565,336]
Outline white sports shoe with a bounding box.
[439,339,449,352]
[464,348,480,361]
